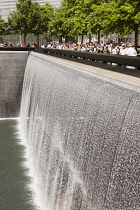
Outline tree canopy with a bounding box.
[5,0,140,47]
[8,0,32,44]
[51,0,140,46]
[8,0,54,45]
[0,13,5,35]
[93,0,140,46]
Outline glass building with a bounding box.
[0,0,61,21]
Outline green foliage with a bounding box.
[6,0,140,45]
[0,14,5,34]
[8,0,54,44]
[51,0,89,39]
[8,0,32,36]
[28,1,54,44]
[28,2,42,36]
[41,2,54,36]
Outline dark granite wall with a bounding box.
[0,52,28,117]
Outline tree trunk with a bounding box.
[70,37,74,43]
[97,30,100,43]
[89,34,91,43]
[59,37,62,43]
[37,34,39,47]
[65,37,68,43]
[134,27,138,51]
[81,34,84,43]
[46,36,48,43]
[23,33,27,46]
[19,34,22,44]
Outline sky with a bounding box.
[0,0,61,21]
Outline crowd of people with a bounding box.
[0,42,37,48]
[0,39,138,57]
[0,39,138,69]
[41,39,139,69]
[42,39,138,57]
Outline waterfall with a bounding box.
[20,52,140,210]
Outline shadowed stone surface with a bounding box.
[0,52,28,117]
[20,53,140,210]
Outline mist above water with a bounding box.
[20,52,140,210]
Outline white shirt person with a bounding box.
[125,43,137,69]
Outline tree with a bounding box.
[0,13,5,35]
[92,0,140,48]
[27,1,54,46]
[8,0,54,46]
[8,0,32,45]
[85,0,112,43]
[40,2,54,42]
[63,0,89,41]
[28,1,42,46]
[87,5,103,43]
[50,7,68,41]
[52,0,140,46]
[51,0,107,43]
[51,0,89,42]
[117,0,140,48]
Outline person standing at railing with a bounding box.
[81,43,87,51]
[53,42,57,48]
[125,43,137,69]
[97,41,105,63]
[87,42,94,52]
[105,40,113,54]
[125,43,137,56]
[119,44,127,55]
[16,42,21,47]
[94,42,99,53]
[9,42,13,47]
[98,41,104,53]
[47,43,51,48]
[57,43,63,49]
[77,44,81,51]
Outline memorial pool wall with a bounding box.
[0,51,28,117]
[1,51,140,210]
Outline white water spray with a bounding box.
[19,52,140,210]
[16,118,49,210]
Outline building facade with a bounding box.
[0,0,61,21]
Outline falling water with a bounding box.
[20,52,140,210]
